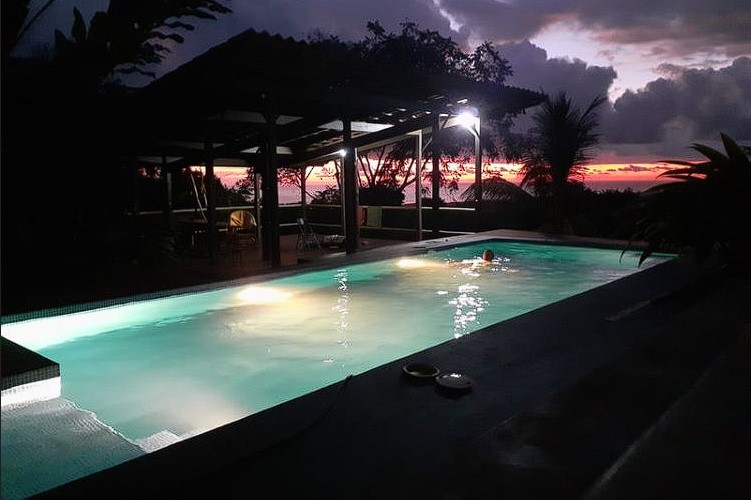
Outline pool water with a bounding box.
[3,241,667,443]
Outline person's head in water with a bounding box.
[482,249,495,262]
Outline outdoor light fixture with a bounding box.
[457,111,479,135]
[338,148,347,158]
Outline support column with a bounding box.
[261,114,281,268]
[300,166,307,218]
[415,130,423,241]
[474,114,483,212]
[431,116,441,237]
[204,140,217,262]
[162,156,174,231]
[254,168,261,246]
[131,159,140,216]
[343,118,359,253]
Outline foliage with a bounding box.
[517,92,605,192]
[7,0,232,83]
[135,168,246,210]
[1,1,231,275]
[460,177,533,203]
[304,21,516,204]
[230,168,256,203]
[511,92,606,232]
[355,21,512,84]
[276,166,320,202]
[310,186,341,205]
[359,185,405,206]
[627,133,751,267]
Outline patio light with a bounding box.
[457,111,479,136]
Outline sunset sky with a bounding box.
[15,0,751,191]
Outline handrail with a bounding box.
[129,204,479,239]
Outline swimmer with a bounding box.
[481,249,495,263]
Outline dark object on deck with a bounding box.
[296,217,322,250]
[435,372,473,392]
[402,363,441,380]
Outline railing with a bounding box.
[129,203,484,245]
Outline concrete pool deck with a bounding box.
[6,230,750,499]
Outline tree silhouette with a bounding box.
[2,1,232,273]
[627,133,751,268]
[6,0,231,82]
[333,21,514,204]
[515,92,606,233]
[356,21,512,84]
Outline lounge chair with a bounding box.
[296,217,321,250]
[228,210,257,264]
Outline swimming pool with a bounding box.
[1,239,669,497]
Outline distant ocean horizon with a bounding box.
[272,179,670,205]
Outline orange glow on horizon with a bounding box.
[207,161,678,188]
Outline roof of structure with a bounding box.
[131,29,545,169]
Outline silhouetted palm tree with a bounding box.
[518,92,606,232]
[628,133,751,268]
[460,177,532,203]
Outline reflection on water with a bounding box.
[447,255,515,337]
[330,269,351,360]
[3,241,669,443]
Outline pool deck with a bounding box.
[5,230,750,499]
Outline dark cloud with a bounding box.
[439,0,550,42]
[437,0,751,59]
[577,0,751,58]
[604,57,751,144]
[618,165,652,172]
[225,0,452,42]
[497,40,615,135]
[500,40,616,105]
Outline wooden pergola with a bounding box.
[127,29,544,267]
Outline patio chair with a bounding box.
[228,210,257,265]
[296,217,321,250]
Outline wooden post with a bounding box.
[204,140,217,262]
[431,115,441,237]
[415,130,423,240]
[131,159,140,216]
[343,118,359,253]
[474,114,482,214]
[162,155,174,231]
[254,167,261,247]
[262,113,281,268]
[301,166,307,219]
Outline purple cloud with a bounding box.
[604,57,751,143]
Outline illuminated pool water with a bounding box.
[1,240,669,496]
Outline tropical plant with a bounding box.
[627,133,751,268]
[355,21,512,84]
[460,177,533,203]
[311,186,341,205]
[514,92,606,232]
[359,185,405,206]
[2,1,232,273]
[7,0,232,83]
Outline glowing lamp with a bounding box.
[457,111,478,133]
